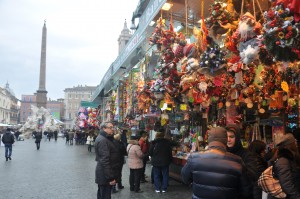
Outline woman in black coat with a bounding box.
[248,140,268,199]
[268,133,300,199]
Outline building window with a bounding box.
[69,113,71,119]
[69,94,72,99]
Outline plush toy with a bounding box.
[234,12,261,64]
[240,45,259,65]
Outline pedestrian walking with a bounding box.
[139,131,150,183]
[54,130,58,141]
[149,130,172,193]
[112,133,127,193]
[15,130,20,141]
[65,130,70,144]
[48,131,53,141]
[68,130,74,145]
[267,133,300,199]
[43,131,48,141]
[95,122,119,199]
[86,133,94,152]
[2,128,15,161]
[34,131,42,150]
[127,135,144,193]
[181,127,252,199]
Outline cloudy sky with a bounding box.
[0,0,139,100]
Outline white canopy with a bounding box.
[0,123,12,127]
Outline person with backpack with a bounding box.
[2,128,15,161]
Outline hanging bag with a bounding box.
[258,165,286,198]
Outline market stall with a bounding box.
[96,0,300,181]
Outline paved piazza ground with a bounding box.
[0,137,192,199]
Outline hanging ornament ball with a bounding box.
[244,98,251,104]
[225,101,231,107]
[247,102,253,109]
[259,108,265,114]
[218,102,224,109]
[288,98,296,107]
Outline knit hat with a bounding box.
[276,133,296,148]
[208,127,227,146]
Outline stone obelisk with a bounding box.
[36,20,48,108]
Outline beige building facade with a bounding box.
[64,85,96,129]
[0,83,20,125]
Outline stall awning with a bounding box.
[80,101,98,108]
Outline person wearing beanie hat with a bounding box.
[181,127,252,199]
[276,133,297,149]
[269,133,300,199]
[207,126,228,146]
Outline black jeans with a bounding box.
[141,156,148,180]
[129,168,142,191]
[97,184,111,199]
[36,142,40,150]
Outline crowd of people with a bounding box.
[2,122,299,199]
[181,125,300,199]
[94,121,175,199]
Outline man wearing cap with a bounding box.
[268,133,300,199]
[94,122,119,199]
[2,128,15,161]
[181,127,252,199]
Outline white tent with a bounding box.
[0,123,12,127]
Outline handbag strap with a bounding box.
[127,144,133,154]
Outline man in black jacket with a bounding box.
[2,128,15,161]
[34,131,42,150]
[95,122,119,199]
[149,130,172,193]
[181,127,252,199]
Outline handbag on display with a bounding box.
[258,165,286,198]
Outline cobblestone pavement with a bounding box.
[0,138,192,199]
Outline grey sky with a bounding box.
[0,0,138,100]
